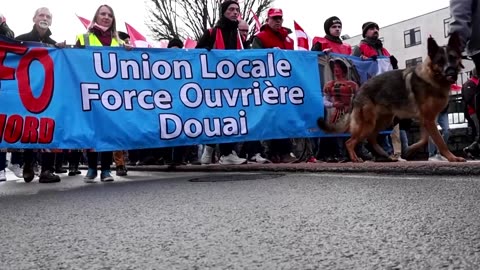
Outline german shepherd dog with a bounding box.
[317,33,466,162]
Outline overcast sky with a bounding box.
[2,0,451,44]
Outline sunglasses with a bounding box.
[271,16,283,21]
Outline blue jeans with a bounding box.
[400,130,409,154]
[428,111,450,157]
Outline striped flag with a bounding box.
[249,9,261,33]
[293,21,309,50]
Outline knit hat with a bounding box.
[221,1,239,17]
[167,37,184,48]
[118,31,130,41]
[362,21,379,38]
[324,16,342,35]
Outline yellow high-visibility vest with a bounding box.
[76,33,121,47]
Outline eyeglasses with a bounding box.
[99,12,113,18]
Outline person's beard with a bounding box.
[38,21,50,29]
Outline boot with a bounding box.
[39,170,61,183]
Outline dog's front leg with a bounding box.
[424,119,466,162]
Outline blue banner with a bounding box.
[0,39,390,151]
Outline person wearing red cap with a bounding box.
[251,8,294,50]
[311,16,351,55]
[251,8,297,163]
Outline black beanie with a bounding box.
[362,21,379,38]
[167,37,184,48]
[221,1,239,16]
[118,31,130,41]
[324,16,342,35]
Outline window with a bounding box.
[404,27,421,48]
[405,57,422,68]
[444,16,452,38]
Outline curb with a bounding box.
[79,161,480,176]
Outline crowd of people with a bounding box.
[1,0,479,184]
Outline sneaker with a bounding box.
[68,165,81,176]
[219,151,247,165]
[200,145,214,165]
[249,153,268,164]
[84,168,98,183]
[279,153,298,163]
[39,170,61,183]
[55,167,67,174]
[392,153,407,162]
[100,170,114,182]
[7,164,23,178]
[116,165,127,176]
[23,165,35,183]
[428,154,448,162]
[306,156,319,163]
[0,170,6,182]
[33,164,40,176]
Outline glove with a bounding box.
[389,55,399,70]
[0,22,14,39]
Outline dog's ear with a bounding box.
[447,31,462,55]
[427,35,439,59]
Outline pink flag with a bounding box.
[249,9,261,33]
[184,38,197,49]
[293,21,309,50]
[76,14,91,29]
[125,22,152,48]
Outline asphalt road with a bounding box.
[0,171,479,269]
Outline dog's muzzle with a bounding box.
[445,67,458,83]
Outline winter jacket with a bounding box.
[449,0,480,56]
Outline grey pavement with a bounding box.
[0,171,479,269]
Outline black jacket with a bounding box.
[196,17,243,50]
[0,22,14,39]
[15,25,56,45]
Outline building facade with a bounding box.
[344,7,474,85]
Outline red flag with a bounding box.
[125,22,152,48]
[184,38,197,49]
[451,84,462,91]
[293,21,309,50]
[76,14,91,29]
[249,9,261,33]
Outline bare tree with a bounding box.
[146,0,275,41]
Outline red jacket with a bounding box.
[359,41,390,58]
[312,37,352,55]
[254,25,294,50]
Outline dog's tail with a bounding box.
[317,113,351,134]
